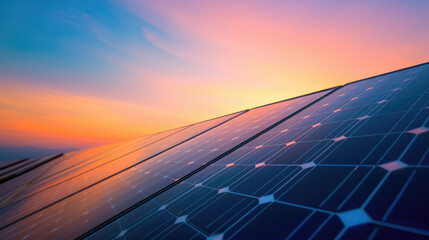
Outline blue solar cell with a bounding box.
[81,63,429,239]
[366,168,429,231]
[227,203,311,239]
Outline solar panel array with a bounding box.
[0,63,428,240]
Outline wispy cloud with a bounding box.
[1,0,428,150]
[0,79,200,148]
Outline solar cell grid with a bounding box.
[0,112,243,235]
[84,63,429,239]
[34,131,176,182]
[0,88,333,239]
[0,141,132,201]
[0,127,185,205]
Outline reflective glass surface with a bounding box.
[87,64,429,239]
[0,89,331,239]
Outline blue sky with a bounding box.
[0,0,428,151]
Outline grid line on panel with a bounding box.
[420,148,429,167]
[0,111,246,232]
[77,86,340,239]
[382,170,416,221]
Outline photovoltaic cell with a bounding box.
[83,63,429,240]
[0,88,332,239]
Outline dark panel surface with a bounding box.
[0,112,241,236]
[85,63,429,240]
[0,89,331,239]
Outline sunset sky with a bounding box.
[0,0,428,151]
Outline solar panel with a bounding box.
[0,133,178,199]
[0,132,180,210]
[81,63,429,240]
[1,63,428,240]
[0,111,244,232]
[0,88,333,239]
[0,127,184,204]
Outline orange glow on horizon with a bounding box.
[0,0,428,151]
[0,82,192,149]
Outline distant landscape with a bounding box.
[0,147,77,161]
